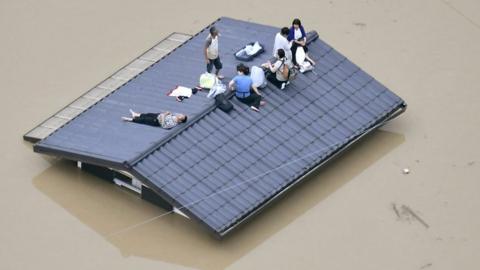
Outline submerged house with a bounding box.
[25,17,406,238]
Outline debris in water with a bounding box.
[392,203,430,229]
[392,203,400,219]
[420,263,432,269]
[401,205,430,229]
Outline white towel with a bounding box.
[169,86,192,98]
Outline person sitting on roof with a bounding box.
[288,18,315,66]
[262,49,291,90]
[273,27,293,64]
[229,63,266,112]
[122,109,187,129]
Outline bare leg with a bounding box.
[129,109,140,118]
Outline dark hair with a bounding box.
[292,18,302,26]
[281,27,289,36]
[277,48,285,59]
[209,26,217,35]
[180,115,187,123]
[236,63,250,75]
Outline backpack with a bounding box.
[281,62,289,79]
[214,93,233,113]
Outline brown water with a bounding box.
[1,0,480,269]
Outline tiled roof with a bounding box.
[34,17,406,237]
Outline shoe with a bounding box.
[250,106,259,112]
[260,101,266,106]
[217,75,225,79]
[281,82,286,90]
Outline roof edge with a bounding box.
[218,102,407,237]
[127,167,224,239]
[34,143,125,170]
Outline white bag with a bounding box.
[199,72,217,89]
[207,79,226,98]
[296,46,314,73]
[250,66,267,88]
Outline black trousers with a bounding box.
[206,57,223,73]
[291,42,309,66]
[132,113,160,126]
[267,73,287,89]
[236,92,262,109]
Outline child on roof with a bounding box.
[122,109,187,129]
[205,26,224,79]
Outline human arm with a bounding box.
[252,85,261,96]
[295,26,307,45]
[229,79,235,90]
[159,112,168,125]
[261,61,278,73]
[204,37,212,63]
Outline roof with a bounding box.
[34,17,406,237]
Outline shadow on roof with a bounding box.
[33,129,403,270]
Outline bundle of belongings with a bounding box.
[199,72,217,89]
[235,42,264,61]
[199,73,233,113]
[250,66,267,88]
[167,86,199,102]
[295,46,314,73]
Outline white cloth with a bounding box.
[244,42,262,56]
[273,33,292,61]
[294,28,303,40]
[207,80,226,98]
[295,46,314,73]
[250,66,267,88]
[168,86,192,98]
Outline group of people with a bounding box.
[229,18,315,111]
[123,18,314,128]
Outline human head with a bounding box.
[236,63,250,75]
[176,114,187,123]
[277,49,285,59]
[281,27,289,36]
[292,18,302,29]
[209,26,219,37]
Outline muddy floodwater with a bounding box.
[1,0,480,269]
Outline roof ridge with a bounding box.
[126,30,320,169]
[125,18,224,168]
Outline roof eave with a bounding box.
[218,102,407,238]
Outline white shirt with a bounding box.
[273,33,292,61]
[294,28,303,40]
[206,34,219,60]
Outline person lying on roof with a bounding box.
[122,109,187,129]
[229,64,266,112]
